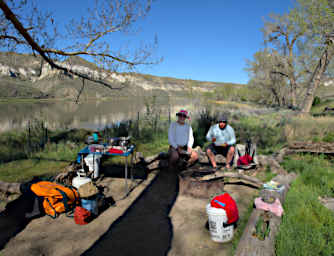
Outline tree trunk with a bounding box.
[301,43,334,113]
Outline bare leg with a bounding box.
[188,150,198,166]
[206,148,217,168]
[225,146,235,168]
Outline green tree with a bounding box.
[246,0,334,112]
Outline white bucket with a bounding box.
[84,154,101,179]
[206,204,234,243]
[72,175,92,189]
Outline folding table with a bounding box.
[77,144,136,195]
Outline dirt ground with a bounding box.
[168,183,257,256]
[0,168,257,256]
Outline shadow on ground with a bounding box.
[0,192,44,250]
[83,169,179,256]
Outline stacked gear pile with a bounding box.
[20,178,102,225]
[236,139,257,170]
[20,180,80,219]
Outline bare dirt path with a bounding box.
[0,169,257,256]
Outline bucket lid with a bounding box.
[78,181,99,198]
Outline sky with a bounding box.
[39,0,295,85]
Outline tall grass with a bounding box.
[284,115,334,143]
[276,155,334,256]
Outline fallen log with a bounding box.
[288,141,334,154]
[0,181,21,194]
[198,171,263,188]
[235,172,297,256]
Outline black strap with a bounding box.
[237,148,241,157]
[55,188,70,213]
[45,198,57,219]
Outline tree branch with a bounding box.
[270,71,289,78]
[0,0,125,91]
[0,34,26,44]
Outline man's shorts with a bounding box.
[207,143,234,157]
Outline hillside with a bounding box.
[0,52,244,100]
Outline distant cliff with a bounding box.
[0,52,243,100]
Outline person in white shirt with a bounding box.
[206,115,236,170]
[168,109,198,171]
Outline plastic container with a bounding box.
[84,154,102,179]
[81,197,98,216]
[206,204,234,243]
[72,174,92,189]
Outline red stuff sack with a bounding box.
[211,193,239,224]
[74,206,92,225]
[108,148,124,154]
[237,154,253,166]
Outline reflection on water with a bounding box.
[0,97,205,133]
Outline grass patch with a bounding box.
[256,165,277,182]
[0,159,69,182]
[0,141,84,182]
[285,115,334,143]
[276,155,334,256]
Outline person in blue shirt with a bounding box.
[206,115,236,170]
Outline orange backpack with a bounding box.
[30,181,79,218]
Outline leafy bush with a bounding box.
[312,96,321,106]
[323,132,334,143]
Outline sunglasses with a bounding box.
[178,114,187,118]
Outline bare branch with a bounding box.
[270,71,289,78]
[0,34,26,44]
[0,0,128,90]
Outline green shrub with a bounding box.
[312,96,321,106]
[323,132,334,143]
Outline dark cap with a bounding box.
[218,115,228,123]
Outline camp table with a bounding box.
[77,144,136,195]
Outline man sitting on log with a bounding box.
[168,109,198,171]
[206,115,236,170]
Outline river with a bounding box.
[0,96,207,133]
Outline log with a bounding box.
[235,172,297,256]
[0,181,21,194]
[288,141,334,154]
[198,171,263,188]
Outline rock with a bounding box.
[256,155,287,175]
[319,197,334,212]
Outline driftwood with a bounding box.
[288,141,334,154]
[0,181,21,194]
[197,171,263,188]
[235,172,297,256]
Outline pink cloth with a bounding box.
[254,197,284,217]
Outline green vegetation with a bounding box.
[276,155,334,256]
[254,212,270,241]
[1,102,334,256]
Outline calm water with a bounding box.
[0,97,206,133]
